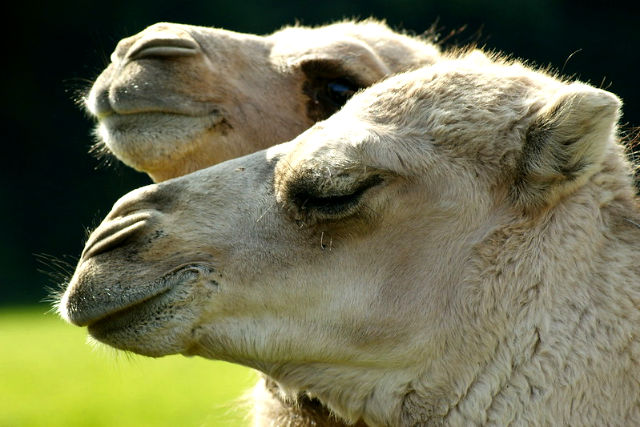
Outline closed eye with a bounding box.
[289,175,383,219]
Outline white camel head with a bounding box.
[63,53,640,425]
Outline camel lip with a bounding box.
[71,263,215,328]
[85,82,221,119]
[95,107,222,121]
[95,110,225,134]
[86,284,174,332]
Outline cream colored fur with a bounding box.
[63,52,640,425]
[87,20,440,182]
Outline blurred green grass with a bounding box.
[0,306,256,427]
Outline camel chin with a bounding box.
[94,112,230,180]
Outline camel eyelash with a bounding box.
[287,174,384,220]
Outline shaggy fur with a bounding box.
[87,20,440,182]
[63,52,640,425]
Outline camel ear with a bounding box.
[513,83,621,209]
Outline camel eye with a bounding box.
[300,59,364,121]
[326,80,358,107]
[288,175,383,220]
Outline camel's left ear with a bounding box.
[513,83,621,209]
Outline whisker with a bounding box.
[35,253,79,311]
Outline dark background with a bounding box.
[3,1,639,305]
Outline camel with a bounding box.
[62,51,640,425]
[86,20,440,182]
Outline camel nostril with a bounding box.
[81,213,152,261]
[128,37,199,60]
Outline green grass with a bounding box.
[0,306,257,427]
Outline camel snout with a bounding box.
[61,184,192,329]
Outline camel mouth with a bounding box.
[86,264,215,336]
[97,109,223,125]
[85,82,222,122]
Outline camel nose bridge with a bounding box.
[189,26,271,67]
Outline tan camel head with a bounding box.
[63,54,639,425]
[87,20,440,182]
